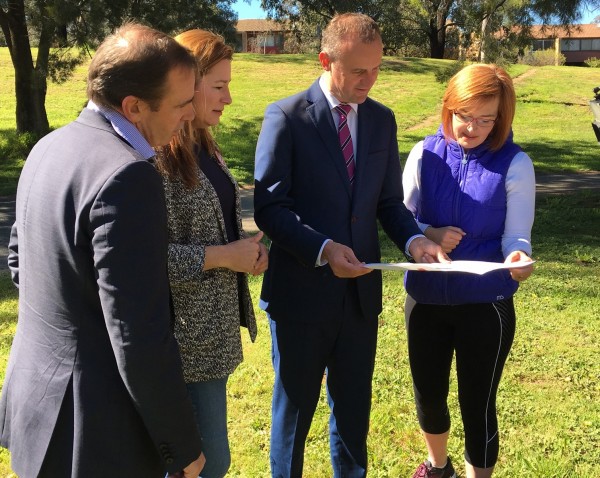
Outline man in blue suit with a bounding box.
[254,13,449,478]
[1,24,205,478]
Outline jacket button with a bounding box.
[165,457,174,464]
[351,216,357,223]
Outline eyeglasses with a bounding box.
[453,111,496,128]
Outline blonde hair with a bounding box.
[156,29,233,188]
[441,63,516,152]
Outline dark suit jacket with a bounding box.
[1,108,202,478]
[254,79,421,322]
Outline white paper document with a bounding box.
[363,260,535,275]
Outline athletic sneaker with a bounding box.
[411,457,457,478]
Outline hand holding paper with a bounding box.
[505,250,534,281]
[407,236,451,264]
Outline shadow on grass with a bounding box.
[0,271,18,335]
[381,57,451,75]
[235,53,320,67]
[0,129,42,196]
[0,128,39,161]
[519,139,600,173]
[0,272,17,303]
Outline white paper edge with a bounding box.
[363,260,536,275]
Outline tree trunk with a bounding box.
[1,0,50,137]
[429,16,446,58]
[428,0,453,59]
[479,15,489,62]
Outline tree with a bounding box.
[0,0,237,137]
[260,0,456,58]
[262,0,406,48]
[454,0,597,63]
[262,0,599,62]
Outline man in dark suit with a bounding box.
[254,13,449,478]
[1,23,206,478]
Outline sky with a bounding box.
[232,1,599,23]
[233,0,267,19]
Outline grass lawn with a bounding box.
[0,50,599,476]
[1,51,599,190]
[224,190,600,478]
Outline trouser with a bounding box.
[186,377,231,478]
[269,282,379,478]
[406,296,516,468]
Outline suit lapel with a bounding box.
[305,82,353,197]
[354,101,373,197]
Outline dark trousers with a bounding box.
[269,282,379,478]
[406,296,516,469]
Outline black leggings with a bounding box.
[405,296,516,469]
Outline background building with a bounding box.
[235,19,287,53]
[531,23,600,65]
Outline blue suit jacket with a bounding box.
[254,79,421,322]
[1,108,202,477]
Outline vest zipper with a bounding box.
[454,148,469,225]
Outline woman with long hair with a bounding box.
[155,29,268,478]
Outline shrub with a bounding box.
[0,131,39,162]
[518,49,565,66]
[584,57,600,68]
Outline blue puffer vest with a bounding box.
[405,126,522,305]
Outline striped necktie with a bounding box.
[335,104,355,186]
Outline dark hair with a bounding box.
[87,22,196,111]
[321,13,381,61]
[156,29,233,189]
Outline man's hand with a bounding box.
[322,241,372,278]
[183,452,206,478]
[408,236,450,264]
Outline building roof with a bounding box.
[235,19,287,32]
[531,23,600,39]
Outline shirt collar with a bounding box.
[318,75,358,115]
[87,100,155,160]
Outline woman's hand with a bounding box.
[505,250,534,282]
[424,226,466,253]
[205,232,266,273]
[252,238,269,275]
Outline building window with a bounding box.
[533,39,554,51]
[263,35,276,47]
[561,39,580,51]
[580,39,600,50]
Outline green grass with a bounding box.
[1,50,598,194]
[2,193,598,477]
[0,50,599,476]
[225,191,600,478]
